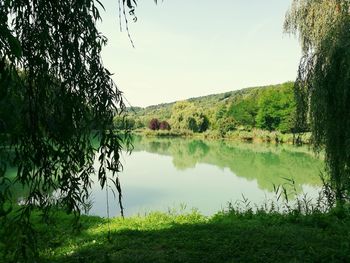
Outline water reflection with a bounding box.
[88,136,323,217]
[132,136,322,193]
[5,136,324,217]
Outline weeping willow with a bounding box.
[285,0,350,202]
[0,0,142,260]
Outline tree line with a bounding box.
[122,82,297,135]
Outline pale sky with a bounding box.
[98,0,301,107]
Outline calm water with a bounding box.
[89,136,323,217]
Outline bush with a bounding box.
[159,120,171,130]
[149,118,160,130]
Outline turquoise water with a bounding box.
[89,136,323,217]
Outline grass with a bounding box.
[3,206,349,263]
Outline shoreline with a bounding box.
[132,129,312,145]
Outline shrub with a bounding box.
[159,120,171,130]
[149,118,160,130]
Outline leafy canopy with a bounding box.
[256,84,296,133]
[285,0,350,201]
[0,0,141,260]
[170,101,209,133]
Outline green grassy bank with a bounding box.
[3,208,350,262]
[134,129,311,145]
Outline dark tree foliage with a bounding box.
[159,120,171,130]
[187,117,197,132]
[187,113,209,133]
[149,118,160,130]
[114,115,136,130]
[285,0,350,202]
[0,0,141,260]
[197,113,209,133]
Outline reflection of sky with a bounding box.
[89,150,321,218]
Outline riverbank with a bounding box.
[4,208,350,262]
[134,129,311,145]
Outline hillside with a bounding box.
[127,84,272,117]
[115,82,299,135]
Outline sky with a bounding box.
[98,0,301,107]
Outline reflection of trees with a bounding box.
[188,141,209,156]
[132,136,323,193]
[172,140,209,170]
[210,145,322,193]
[149,141,162,152]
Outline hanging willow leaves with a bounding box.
[284,0,350,202]
[0,0,144,260]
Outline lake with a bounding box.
[88,136,323,217]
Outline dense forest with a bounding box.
[115,82,299,136]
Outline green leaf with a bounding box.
[7,33,22,58]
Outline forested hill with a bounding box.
[129,85,264,115]
[115,82,298,135]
